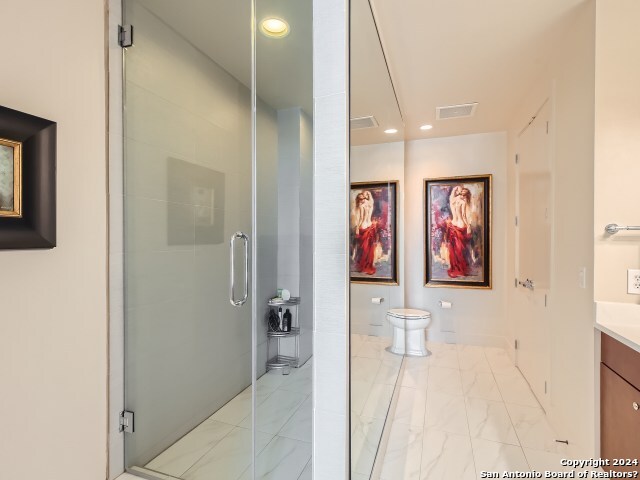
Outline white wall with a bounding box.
[0,1,108,479]
[506,0,596,456]
[593,0,640,304]
[313,0,350,477]
[350,142,405,338]
[405,133,509,346]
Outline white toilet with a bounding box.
[386,308,432,357]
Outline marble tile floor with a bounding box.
[141,359,312,480]
[351,335,591,480]
[351,334,404,479]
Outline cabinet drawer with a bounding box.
[601,333,640,391]
[600,363,640,470]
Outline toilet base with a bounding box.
[388,327,431,357]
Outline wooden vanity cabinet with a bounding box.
[600,333,640,471]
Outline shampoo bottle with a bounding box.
[283,309,292,332]
[278,307,284,331]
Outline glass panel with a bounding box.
[350,0,406,478]
[122,0,255,477]
[254,0,314,478]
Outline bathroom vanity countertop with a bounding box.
[595,301,640,354]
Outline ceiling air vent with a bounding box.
[436,103,478,120]
[350,116,379,130]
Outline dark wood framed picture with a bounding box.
[424,175,492,289]
[350,180,398,285]
[0,105,56,249]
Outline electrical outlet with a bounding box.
[627,269,640,295]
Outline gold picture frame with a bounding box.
[0,137,22,218]
[424,174,492,289]
[350,180,399,285]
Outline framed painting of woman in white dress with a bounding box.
[350,181,398,285]
[424,175,492,289]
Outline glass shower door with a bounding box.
[253,1,313,478]
[122,0,255,477]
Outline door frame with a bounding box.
[514,94,556,412]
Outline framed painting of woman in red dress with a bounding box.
[424,175,492,289]
[350,181,398,285]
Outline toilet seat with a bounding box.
[386,308,432,357]
[387,308,431,320]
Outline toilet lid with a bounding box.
[387,308,431,319]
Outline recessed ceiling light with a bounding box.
[384,128,398,134]
[260,17,290,38]
[420,124,433,130]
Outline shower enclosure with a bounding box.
[120,1,313,478]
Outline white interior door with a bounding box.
[515,100,552,410]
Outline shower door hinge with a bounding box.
[119,410,135,433]
[546,121,549,134]
[515,278,518,288]
[515,154,519,164]
[515,339,519,350]
[119,25,134,48]
[515,216,519,227]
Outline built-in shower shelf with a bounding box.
[267,327,300,338]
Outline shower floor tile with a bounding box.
[145,419,235,477]
[144,359,312,480]
[238,436,312,480]
[182,427,273,480]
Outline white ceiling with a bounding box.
[136,0,588,145]
[356,0,587,142]
[350,0,403,146]
[138,0,312,115]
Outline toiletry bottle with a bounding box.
[278,307,284,331]
[283,309,292,332]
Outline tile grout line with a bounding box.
[485,347,534,472]
[296,458,312,480]
[456,348,481,480]
[419,363,434,479]
[175,422,238,478]
[177,382,282,477]
[276,391,312,442]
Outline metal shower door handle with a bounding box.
[229,232,249,307]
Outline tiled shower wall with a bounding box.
[277,107,314,364]
[312,0,350,478]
